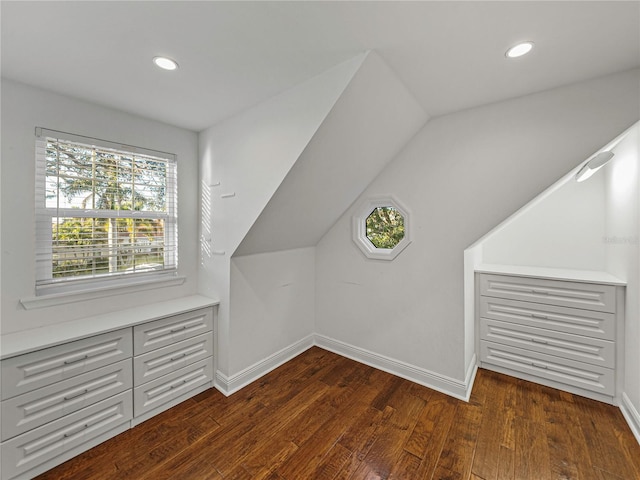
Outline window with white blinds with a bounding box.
[35,128,178,294]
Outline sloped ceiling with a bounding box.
[2,2,638,131]
[235,52,427,256]
[200,54,368,257]
[3,2,639,259]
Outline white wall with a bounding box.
[198,55,364,378]
[0,79,200,335]
[315,69,640,397]
[481,171,607,270]
[229,248,315,376]
[603,125,640,439]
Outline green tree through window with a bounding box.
[365,207,405,249]
[35,131,177,290]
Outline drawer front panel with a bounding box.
[480,297,615,340]
[480,274,616,313]
[133,308,213,355]
[134,358,212,417]
[1,391,132,480]
[480,341,614,395]
[480,319,615,368]
[1,329,132,400]
[1,359,132,442]
[134,332,213,385]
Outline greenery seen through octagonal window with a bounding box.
[365,206,405,249]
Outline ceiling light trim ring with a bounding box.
[153,56,179,71]
[505,41,534,59]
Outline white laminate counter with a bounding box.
[0,295,219,360]
[475,263,626,286]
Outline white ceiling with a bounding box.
[2,1,639,132]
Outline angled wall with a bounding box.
[222,51,427,391]
[235,51,428,256]
[227,247,316,393]
[479,164,607,270]
[201,51,427,388]
[199,53,366,264]
[199,54,367,380]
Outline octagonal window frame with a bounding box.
[352,195,412,261]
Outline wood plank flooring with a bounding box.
[35,347,640,480]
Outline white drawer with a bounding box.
[1,391,132,480]
[480,341,614,395]
[1,359,132,442]
[480,318,615,368]
[1,329,132,400]
[480,297,615,341]
[134,358,212,417]
[133,308,213,355]
[480,274,616,313]
[134,332,213,385]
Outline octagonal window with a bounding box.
[352,196,411,261]
[365,207,405,249]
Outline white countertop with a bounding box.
[475,264,626,286]
[1,295,219,359]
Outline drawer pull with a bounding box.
[170,379,188,389]
[64,389,89,401]
[531,289,548,295]
[532,363,548,369]
[531,338,549,344]
[64,354,89,365]
[63,423,89,438]
[171,353,187,361]
[531,313,549,319]
[171,326,188,333]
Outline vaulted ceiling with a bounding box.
[2,1,639,132]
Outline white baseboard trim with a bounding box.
[464,354,478,401]
[620,392,640,445]
[314,334,476,401]
[214,371,231,395]
[214,334,477,401]
[214,334,315,396]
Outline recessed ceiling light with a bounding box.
[505,41,534,59]
[153,56,179,71]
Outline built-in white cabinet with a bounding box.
[477,272,624,404]
[1,329,132,400]
[0,298,217,480]
[1,393,132,480]
[133,333,214,386]
[0,330,133,480]
[134,358,213,419]
[1,359,132,441]
[132,308,214,423]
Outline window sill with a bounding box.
[20,275,186,310]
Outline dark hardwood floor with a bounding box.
[36,347,640,480]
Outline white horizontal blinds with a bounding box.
[35,129,178,289]
[35,135,53,282]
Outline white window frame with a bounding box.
[34,128,179,297]
[352,195,412,261]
